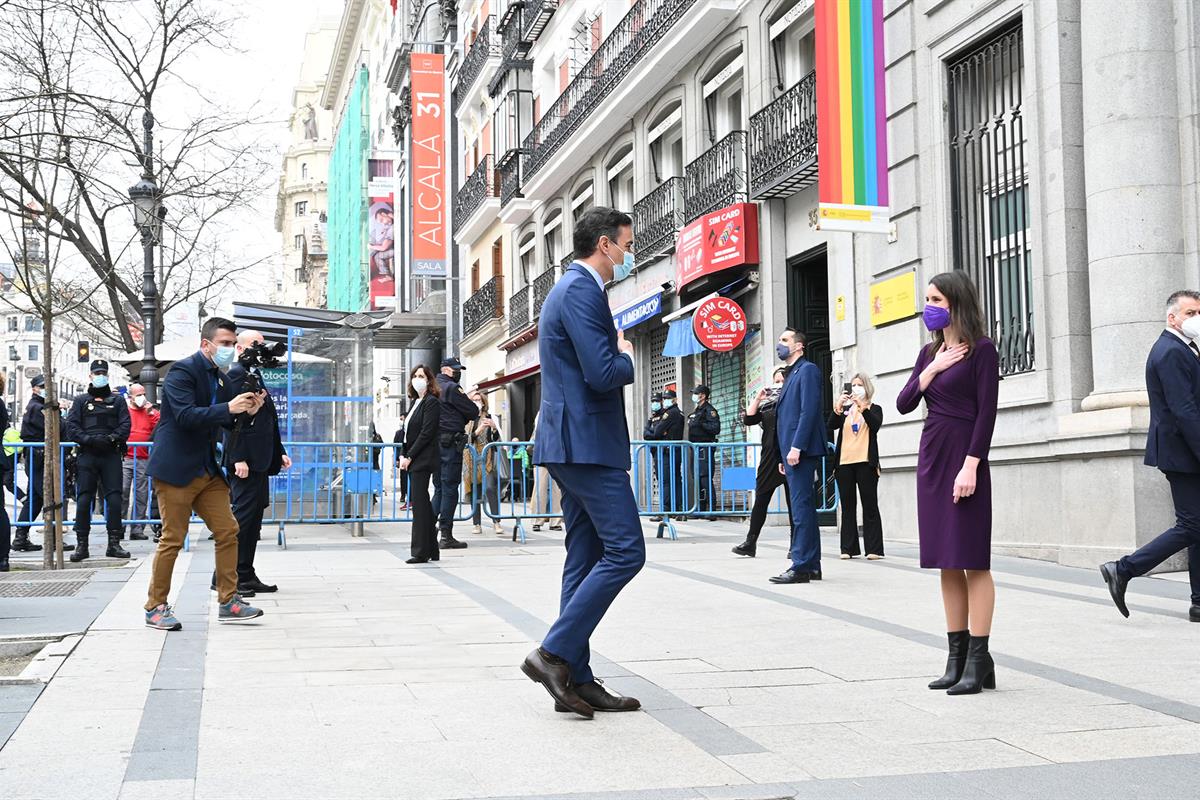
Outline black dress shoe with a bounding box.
[0,558,9,572]
[11,540,42,552]
[732,537,757,557]
[802,570,823,581]
[129,532,149,541]
[406,557,429,564]
[241,578,277,593]
[439,537,468,550]
[769,568,810,584]
[555,679,640,712]
[1189,605,1199,622]
[521,648,593,719]
[1099,561,1130,618]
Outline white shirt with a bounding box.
[1166,326,1200,357]
[571,260,634,368]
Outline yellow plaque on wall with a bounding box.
[835,295,846,322]
[869,271,919,327]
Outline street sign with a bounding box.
[692,296,748,352]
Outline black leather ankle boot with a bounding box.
[732,533,759,557]
[947,635,996,695]
[928,630,969,690]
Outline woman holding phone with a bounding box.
[732,368,793,557]
[897,271,1000,695]
[828,373,885,560]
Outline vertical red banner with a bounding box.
[411,54,447,278]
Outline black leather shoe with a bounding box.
[129,532,149,541]
[555,679,640,712]
[241,578,277,593]
[11,539,41,552]
[405,557,429,564]
[947,635,996,695]
[439,537,468,550]
[929,630,970,690]
[1189,605,1199,622]
[802,570,823,581]
[521,648,593,719]
[732,537,757,557]
[210,581,254,598]
[769,569,810,584]
[1099,562,1130,618]
[0,557,9,572]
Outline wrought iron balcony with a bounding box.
[524,0,698,180]
[684,130,748,222]
[498,149,527,207]
[391,87,411,146]
[489,5,533,96]
[508,283,533,335]
[463,275,504,337]
[520,0,559,43]
[532,265,558,320]
[750,71,818,199]
[632,177,685,267]
[453,16,498,105]
[559,251,575,269]
[452,155,497,236]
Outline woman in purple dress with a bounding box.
[896,271,1000,695]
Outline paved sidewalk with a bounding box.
[1,519,1197,799]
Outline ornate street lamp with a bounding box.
[128,109,161,404]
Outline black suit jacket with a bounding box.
[223,364,286,475]
[147,351,236,486]
[1145,330,1200,473]
[403,396,441,474]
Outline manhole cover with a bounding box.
[0,569,96,583]
[0,580,88,598]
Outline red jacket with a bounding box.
[126,403,160,460]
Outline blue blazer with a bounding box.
[776,358,826,458]
[533,263,634,471]
[148,350,236,487]
[1145,331,1200,473]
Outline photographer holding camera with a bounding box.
[65,360,131,562]
[215,330,291,596]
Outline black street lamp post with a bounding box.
[128,108,162,404]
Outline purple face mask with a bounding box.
[923,304,951,331]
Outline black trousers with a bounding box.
[747,458,792,539]
[231,470,270,582]
[835,462,884,556]
[409,469,438,561]
[432,436,465,535]
[696,447,715,513]
[1119,471,1200,604]
[74,452,123,536]
[19,454,42,529]
[0,484,10,562]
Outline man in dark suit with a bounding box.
[1102,290,1200,622]
[520,207,644,719]
[144,317,266,631]
[217,330,291,596]
[772,327,827,585]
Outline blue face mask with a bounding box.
[608,242,635,282]
[691,394,701,405]
[92,374,109,389]
[650,401,662,412]
[664,399,675,408]
[212,345,236,368]
[776,342,793,361]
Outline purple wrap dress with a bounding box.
[896,338,1000,569]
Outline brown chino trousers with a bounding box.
[145,474,240,608]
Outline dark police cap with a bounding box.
[651,392,663,402]
[440,356,465,370]
[90,359,109,374]
[30,375,44,388]
[694,384,711,396]
[662,389,677,399]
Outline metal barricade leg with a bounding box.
[277,522,287,549]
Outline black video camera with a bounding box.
[236,340,286,395]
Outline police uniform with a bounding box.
[65,360,131,560]
[643,394,665,516]
[653,390,687,516]
[687,385,721,514]
[431,356,479,548]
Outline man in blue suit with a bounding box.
[521,207,645,719]
[143,317,266,631]
[1102,290,1200,622]
[771,327,827,585]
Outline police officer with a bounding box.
[66,360,131,561]
[431,356,478,549]
[656,388,686,518]
[643,393,665,519]
[13,376,47,552]
[687,384,721,517]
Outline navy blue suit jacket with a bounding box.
[148,351,236,487]
[776,358,826,457]
[533,263,634,471]
[1145,330,1200,473]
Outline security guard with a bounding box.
[432,356,478,549]
[65,360,131,561]
[643,393,665,519]
[655,389,686,517]
[687,384,721,516]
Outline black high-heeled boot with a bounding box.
[928,630,969,690]
[947,635,996,695]
[732,532,759,557]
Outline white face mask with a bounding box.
[851,385,866,399]
[411,377,428,395]
[1181,316,1200,340]
[133,395,147,407]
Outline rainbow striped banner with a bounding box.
[815,0,890,233]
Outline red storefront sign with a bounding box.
[411,54,447,278]
[693,296,748,352]
[676,202,760,290]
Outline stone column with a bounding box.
[1079,0,1184,411]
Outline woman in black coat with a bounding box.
[399,365,442,564]
[828,372,885,559]
[733,368,793,558]
[0,376,11,571]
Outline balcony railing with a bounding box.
[498,149,526,207]
[559,251,575,269]
[489,5,533,96]
[520,0,559,43]
[532,265,558,319]
[684,130,748,222]
[524,0,698,180]
[452,155,497,235]
[453,16,498,105]
[750,71,818,199]
[463,275,504,337]
[509,283,532,335]
[632,177,685,267]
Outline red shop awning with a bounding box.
[474,364,540,392]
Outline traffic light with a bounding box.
[77,340,90,363]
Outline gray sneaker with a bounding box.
[218,594,264,624]
[145,604,182,631]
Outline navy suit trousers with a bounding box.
[541,463,646,684]
[785,456,823,572]
[432,442,464,535]
[1119,471,1200,604]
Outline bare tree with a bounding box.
[0,0,273,354]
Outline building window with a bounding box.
[947,22,1033,376]
[703,51,745,143]
[295,200,308,217]
[300,162,308,180]
[606,145,634,212]
[294,234,304,250]
[27,345,38,362]
[649,104,685,183]
[767,2,816,91]
[518,231,537,284]
[8,346,18,361]
[24,316,41,332]
[6,317,16,333]
[543,209,563,265]
[570,180,594,223]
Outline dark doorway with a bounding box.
[787,246,835,525]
